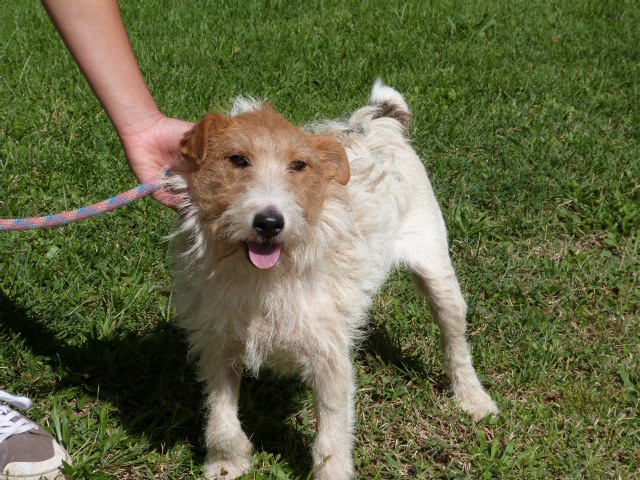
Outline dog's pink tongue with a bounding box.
[247,242,282,269]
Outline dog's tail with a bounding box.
[368,79,411,131]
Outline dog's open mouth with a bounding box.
[246,241,282,269]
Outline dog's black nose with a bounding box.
[253,210,284,239]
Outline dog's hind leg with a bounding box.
[395,229,499,421]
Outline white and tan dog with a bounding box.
[168,81,498,479]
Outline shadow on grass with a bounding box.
[1,288,444,475]
[0,289,313,475]
[362,320,450,395]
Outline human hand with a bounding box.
[119,115,194,209]
[42,0,195,209]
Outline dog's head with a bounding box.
[176,105,349,270]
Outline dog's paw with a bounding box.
[455,389,499,421]
[204,457,251,480]
[204,430,253,479]
[312,452,354,480]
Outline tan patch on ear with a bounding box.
[312,136,350,185]
[179,113,228,166]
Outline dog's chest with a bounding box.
[243,312,300,374]
[227,271,362,374]
[239,287,314,375]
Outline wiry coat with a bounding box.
[167,82,498,480]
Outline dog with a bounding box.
[167,81,498,479]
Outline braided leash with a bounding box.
[0,173,166,231]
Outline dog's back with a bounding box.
[311,81,450,281]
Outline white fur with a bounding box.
[369,78,411,113]
[230,95,265,116]
[169,82,498,479]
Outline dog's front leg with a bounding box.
[309,351,356,480]
[202,360,252,479]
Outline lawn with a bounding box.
[1,0,638,478]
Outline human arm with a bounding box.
[41,0,193,208]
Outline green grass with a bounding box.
[1,0,639,478]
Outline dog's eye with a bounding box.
[229,154,251,168]
[288,160,308,172]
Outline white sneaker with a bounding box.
[0,390,70,480]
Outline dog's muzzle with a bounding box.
[246,209,284,270]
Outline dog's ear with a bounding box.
[179,113,228,165]
[312,136,350,185]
